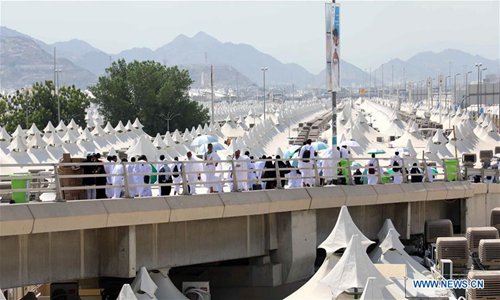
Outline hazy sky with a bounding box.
[1,1,499,73]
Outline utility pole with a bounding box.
[261,67,268,120]
[210,64,214,124]
[453,73,460,108]
[475,63,482,116]
[465,71,472,110]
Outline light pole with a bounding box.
[162,112,180,132]
[475,63,482,116]
[465,71,472,110]
[481,68,487,110]
[444,75,451,109]
[261,67,268,120]
[453,73,460,108]
[55,68,62,122]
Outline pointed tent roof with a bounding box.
[104,122,116,134]
[27,123,42,136]
[405,139,417,157]
[424,138,436,153]
[153,133,167,149]
[125,120,135,131]
[318,206,374,255]
[66,119,79,130]
[12,125,25,137]
[79,128,94,142]
[27,134,47,149]
[43,121,56,133]
[8,135,28,152]
[0,127,11,141]
[379,229,405,253]
[131,266,158,299]
[126,135,159,161]
[117,284,138,300]
[163,133,175,147]
[55,120,67,132]
[133,118,144,129]
[149,269,189,300]
[377,219,399,241]
[320,235,391,299]
[44,132,64,147]
[61,130,79,143]
[115,121,126,133]
[172,130,183,143]
[92,125,107,136]
[432,129,448,144]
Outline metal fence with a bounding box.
[1,156,498,203]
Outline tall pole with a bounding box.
[454,73,460,108]
[475,63,482,116]
[261,67,268,120]
[54,47,60,123]
[481,67,487,109]
[391,64,394,98]
[210,64,214,124]
[381,64,384,99]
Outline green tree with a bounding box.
[0,81,90,133]
[90,59,209,134]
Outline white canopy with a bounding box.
[126,135,158,161]
[43,121,56,133]
[66,119,79,130]
[117,284,138,300]
[0,127,12,141]
[377,219,399,241]
[320,235,391,299]
[131,266,158,299]
[8,135,28,152]
[432,129,448,144]
[149,269,189,300]
[27,123,42,136]
[104,122,116,134]
[318,206,374,255]
[359,277,387,300]
[133,118,144,129]
[27,134,47,149]
[55,120,67,132]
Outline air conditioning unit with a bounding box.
[479,239,500,269]
[491,208,500,231]
[376,137,383,142]
[466,227,499,254]
[426,219,453,244]
[467,270,500,300]
[436,237,468,270]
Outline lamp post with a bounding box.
[453,73,460,108]
[444,75,451,109]
[481,67,487,111]
[162,112,180,132]
[261,67,268,120]
[475,63,482,116]
[465,71,472,110]
[55,68,62,122]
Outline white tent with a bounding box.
[27,124,43,136]
[117,284,138,300]
[432,129,448,144]
[66,119,79,130]
[104,122,116,134]
[11,125,25,137]
[149,269,189,300]
[359,277,387,300]
[126,135,159,161]
[320,235,391,299]
[8,135,28,152]
[43,121,56,133]
[133,118,144,129]
[0,127,11,141]
[153,133,167,149]
[377,219,398,241]
[27,134,47,149]
[318,206,374,255]
[131,266,158,300]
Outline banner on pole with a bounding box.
[325,3,340,92]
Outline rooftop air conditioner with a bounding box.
[466,227,499,254]
[436,237,468,269]
[376,137,383,143]
[426,219,453,244]
[467,270,500,300]
[479,239,500,269]
[491,208,500,231]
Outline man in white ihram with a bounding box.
[232,150,248,191]
[204,143,221,193]
[185,151,201,194]
[298,139,315,187]
[321,146,340,185]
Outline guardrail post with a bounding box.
[181,162,189,195]
[231,159,239,192]
[122,162,131,198]
[400,158,406,183]
[53,164,64,202]
[442,159,448,182]
[313,158,321,187]
[421,159,428,183]
[376,158,383,184]
[275,158,283,189]
[346,158,354,185]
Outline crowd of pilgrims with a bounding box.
[80,141,430,199]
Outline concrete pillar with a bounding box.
[99,226,136,278]
[273,210,316,283]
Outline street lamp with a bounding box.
[464,71,472,110]
[55,68,62,122]
[475,63,482,116]
[444,75,451,109]
[261,67,268,120]
[161,112,180,132]
[453,73,460,108]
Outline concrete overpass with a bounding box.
[1,182,499,289]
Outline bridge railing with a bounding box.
[0,156,496,203]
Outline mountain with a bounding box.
[183,64,254,88]
[0,35,97,90]
[373,49,500,85]
[315,60,369,88]
[52,39,110,75]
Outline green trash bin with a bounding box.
[11,173,30,203]
[444,159,459,182]
[339,159,350,184]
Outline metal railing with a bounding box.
[0,156,496,203]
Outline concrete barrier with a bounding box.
[341,185,377,206]
[373,184,405,204]
[444,181,467,199]
[266,189,311,213]
[167,194,224,222]
[220,191,271,218]
[424,182,448,201]
[400,183,427,202]
[28,201,108,233]
[103,197,171,227]
[307,186,346,209]
[0,204,34,236]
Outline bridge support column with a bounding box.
[273,210,316,284]
[99,226,136,278]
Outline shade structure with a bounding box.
[367,148,386,154]
[26,124,42,136]
[43,121,56,133]
[320,235,391,299]
[8,135,28,152]
[149,269,189,300]
[133,118,144,129]
[283,145,301,159]
[131,266,158,299]
[115,121,126,133]
[190,134,218,147]
[311,141,329,151]
[196,142,226,154]
[117,284,138,300]
[152,133,167,149]
[359,277,388,300]
[126,135,159,161]
[318,206,374,255]
[27,134,47,149]
[377,219,399,241]
[339,140,361,148]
